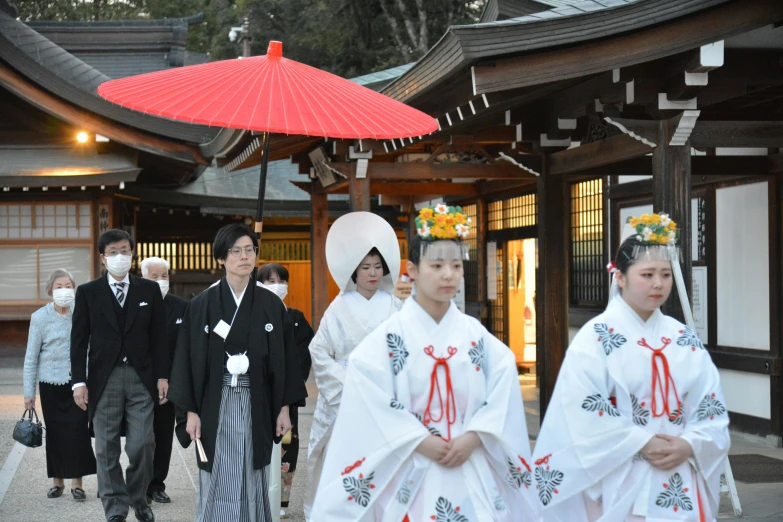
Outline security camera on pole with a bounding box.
[228,17,251,58]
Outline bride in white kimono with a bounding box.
[312,205,538,522]
[533,212,730,522]
[305,211,403,519]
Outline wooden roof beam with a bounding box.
[328,162,536,180]
[605,118,783,148]
[471,0,783,95]
[548,133,655,175]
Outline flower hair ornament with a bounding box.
[625,212,681,262]
[608,211,681,302]
[415,204,471,260]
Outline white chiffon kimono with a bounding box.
[533,296,730,522]
[311,298,539,522]
[305,289,403,518]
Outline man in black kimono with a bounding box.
[71,229,167,522]
[167,224,307,521]
[141,257,188,505]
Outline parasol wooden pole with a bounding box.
[255,131,272,240]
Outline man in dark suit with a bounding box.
[140,256,187,505]
[71,229,168,522]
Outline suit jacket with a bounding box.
[71,274,168,421]
[163,294,188,364]
[287,307,313,385]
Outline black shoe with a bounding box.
[71,487,86,502]
[108,517,126,522]
[47,485,64,498]
[134,506,155,522]
[149,491,171,504]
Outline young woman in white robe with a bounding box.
[312,206,539,522]
[305,211,404,519]
[533,213,730,522]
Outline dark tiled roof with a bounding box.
[0,11,219,144]
[0,146,140,186]
[75,53,174,79]
[383,0,729,103]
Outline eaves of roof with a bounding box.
[0,11,219,145]
[383,0,732,105]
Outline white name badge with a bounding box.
[213,320,231,340]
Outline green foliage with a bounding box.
[13,0,484,78]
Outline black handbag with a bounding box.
[13,408,44,448]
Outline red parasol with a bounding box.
[98,41,438,242]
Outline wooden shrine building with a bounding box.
[221,0,783,439]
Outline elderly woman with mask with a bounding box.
[24,268,96,501]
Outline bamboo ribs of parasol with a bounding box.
[97,41,438,240]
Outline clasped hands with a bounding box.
[416,431,481,468]
[641,434,694,470]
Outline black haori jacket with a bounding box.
[167,277,307,471]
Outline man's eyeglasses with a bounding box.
[228,246,258,257]
[104,249,133,257]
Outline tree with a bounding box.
[14,0,485,77]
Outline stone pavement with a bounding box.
[0,350,780,521]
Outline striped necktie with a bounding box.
[113,282,127,305]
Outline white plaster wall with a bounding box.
[617,175,652,184]
[716,182,770,350]
[718,369,771,420]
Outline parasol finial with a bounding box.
[267,41,283,58]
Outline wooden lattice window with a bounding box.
[487,194,537,231]
[570,179,604,306]
[461,204,479,300]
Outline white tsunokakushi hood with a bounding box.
[325,211,401,294]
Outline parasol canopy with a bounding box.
[97,41,437,140]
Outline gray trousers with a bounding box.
[94,364,155,519]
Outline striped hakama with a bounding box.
[197,373,272,522]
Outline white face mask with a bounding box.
[264,283,288,302]
[52,288,75,308]
[104,254,132,278]
[157,279,169,299]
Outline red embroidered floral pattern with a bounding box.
[343,470,376,507]
[387,333,409,376]
[534,454,563,506]
[594,323,626,355]
[506,455,532,489]
[631,394,650,426]
[697,393,726,421]
[581,394,620,417]
[655,472,693,513]
[432,497,468,522]
[676,327,704,351]
[468,339,486,373]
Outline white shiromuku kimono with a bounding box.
[533,296,730,522]
[312,297,539,522]
[305,289,403,517]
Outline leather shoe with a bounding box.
[134,506,155,522]
[108,517,126,522]
[149,491,171,504]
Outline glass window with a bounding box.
[38,247,92,300]
[0,248,38,300]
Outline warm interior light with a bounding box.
[76,131,89,143]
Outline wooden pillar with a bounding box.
[652,118,692,323]
[348,164,370,212]
[477,198,488,325]
[311,189,329,329]
[536,156,569,417]
[771,176,783,438]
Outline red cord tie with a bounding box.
[638,337,681,420]
[423,345,458,441]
